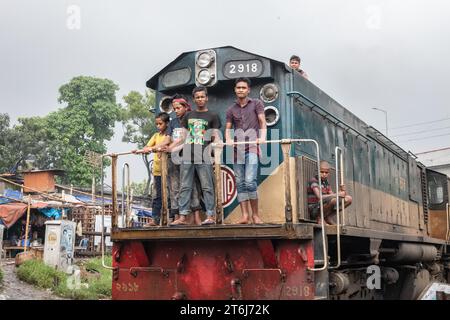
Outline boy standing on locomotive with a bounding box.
[170,86,221,225]
[161,95,203,225]
[225,77,267,224]
[132,112,171,226]
[307,160,352,225]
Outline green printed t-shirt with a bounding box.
[181,110,221,163]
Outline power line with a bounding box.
[391,117,450,130]
[415,146,450,155]
[397,132,450,143]
[391,125,450,137]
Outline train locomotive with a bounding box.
[106,46,450,300]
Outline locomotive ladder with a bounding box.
[328,146,345,269]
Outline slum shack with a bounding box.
[0,170,82,259]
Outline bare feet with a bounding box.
[237,213,250,224]
[194,211,202,225]
[170,216,187,226]
[316,217,333,226]
[252,215,264,224]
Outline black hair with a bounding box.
[290,55,301,62]
[235,77,251,87]
[172,93,188,100]
[192,86,208,97]
[155,112,170,123]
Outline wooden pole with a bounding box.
[214,144,224,224]
[23,198,31,252]
[111,155,118,229]
[92,175,95,202]
[281,142,292,223]
[160,153,169,226]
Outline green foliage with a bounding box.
[17,257,112,300]
[0,76,121,187]
[0,113,15,172]
[130,180,150,197]
[0,267,3,283]
[16,259,67,289]
[121,89,157,194]
[120,89,156,147]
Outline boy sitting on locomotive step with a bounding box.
[307,160,352,225]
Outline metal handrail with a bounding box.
[121,163,130,228]
[329,147,343,269]
[212,138,328,271]
[101,154,114,270]
[287,91,369,141]
[446,203,449,242]
[103,141,328,270]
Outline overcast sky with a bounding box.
[1,0,450,182]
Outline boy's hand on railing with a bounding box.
[338,184,347,197]
[160,146,170,153]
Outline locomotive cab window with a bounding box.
[427,170,448,209]
[428,179,444,205]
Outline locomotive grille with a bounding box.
[420,168,429,225]
[297,156,336,221]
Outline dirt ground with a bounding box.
[0,259,65,300]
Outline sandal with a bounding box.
[201,218,216,225]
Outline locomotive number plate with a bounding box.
[224,59,263,78]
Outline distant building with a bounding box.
[428,163,450,177]
[417,148,450,176]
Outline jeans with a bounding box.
[168,160,202,218]
[152,176,162,223]
[179,162,215,216]
[234,152,259,203]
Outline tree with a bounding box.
[49,76,121,186]
[0,76,121,187]
[0,113,15,172]
[130,180,148,197]
[120,89,156,195]
[0,114,51,173]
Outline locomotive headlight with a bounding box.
[197,69,214,85]
[197,51,214,68]
[159,96,174,114]
[264,106,280,127]
[260,83,279,103]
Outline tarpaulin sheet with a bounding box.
[0,197,12,205]
[134,208,153,217]
[0,189,23,204]
[74,194,112,204]
[37,207,61,219]
[0,203,27,228]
